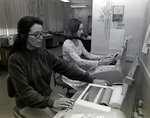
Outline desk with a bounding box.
[42,35,59,49]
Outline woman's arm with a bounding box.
[51,53,95,83]
[62,40,99,67]
[80,40,114,60]
[80,40,102,60]
[8,54,51,108]
[51,53,110,86]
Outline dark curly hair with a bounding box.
[10,16,43,54]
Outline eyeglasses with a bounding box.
[28,31,48,39]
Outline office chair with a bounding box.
[53,71,74,98]
[53,55,74,98]
[7,74,26,118]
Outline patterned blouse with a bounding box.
[62,39,102,68]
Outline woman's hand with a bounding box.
[100,54,114,60]
[53,98,74,109]
[93,79,108,86]
[98,57,115,66]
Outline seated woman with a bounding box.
[62,19,115,90]
[8,16,105,118]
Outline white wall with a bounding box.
[91,0,147,60]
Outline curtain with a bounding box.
[0,0,31,35]
[56,2,65,32]
[42,0,66,32]
[44,0,57,31]
[0,0,9,35]
[0,0,68,35]
[6,0,30,35]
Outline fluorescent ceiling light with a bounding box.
[69,5,87,8]
[60,0,70,2]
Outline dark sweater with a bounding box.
[8,48,94,109]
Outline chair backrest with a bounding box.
[7,74,16,98]
[7,75,26,118]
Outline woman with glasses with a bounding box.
[62,19,116,90]
[8,16,103,118]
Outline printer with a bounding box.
[89,65,123,85]
[54,84,126,118]
[54,54,139,118]
[89,36,130,85]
